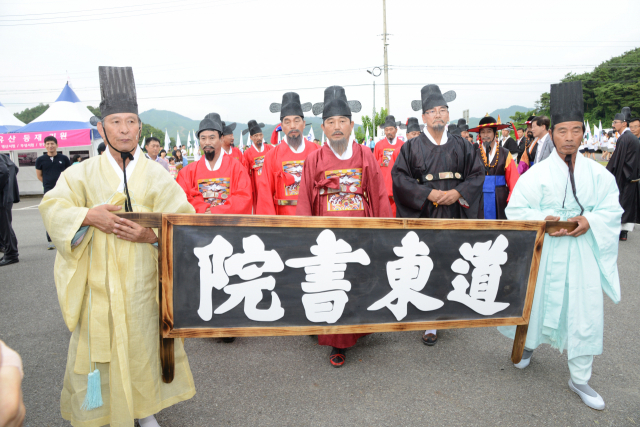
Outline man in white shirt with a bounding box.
[532,116,552,164]
[144,137,170,172]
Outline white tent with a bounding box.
[0,101,25,133]
[12,83,94,133]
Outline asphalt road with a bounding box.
[1,196,639,426]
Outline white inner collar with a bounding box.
[387,137,397,146]
[424,126,448,146]
[106,145,142,192]
[204,149,225,171]
[489,143,498,163]
[327,140,354,160]
[252,142,265,153]
[284,135,306,154]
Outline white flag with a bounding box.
[176,131,182,148]
[307,126,315,142]
[164,129,170,152]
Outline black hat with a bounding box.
[550,81,585,125]
[197,113,223,138]
[242,120,265,136]
[90,67,138,125]
[270,92,312,120]
[613,106,631,123]
[380,115,401,129]
[525,115,535,125]
[222,121,236,136]
[448,124,461,135]
[411,84,456,113]
[457,118,469,132]
[406,117,423,134]
[312,86,362,119]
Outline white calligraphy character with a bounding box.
[368,231,443,320]
[194,235,285,322]
[447,234,510,315]
[285,229,370,323]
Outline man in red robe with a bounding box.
[177,113,252,215]
[374,115,404,216]
[256,92,318,215]
[221,121,245,166]
[296,86,391,368]
[242,120,272,213]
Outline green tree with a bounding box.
[361,107,388,140]
[532,47,640,126]
[14,103,49,124]
[509,109,536,129]
[355,126,366,143]
[87,105,101,117]
[139,123,167,148]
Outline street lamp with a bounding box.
[367,67,382,138]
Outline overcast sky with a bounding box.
[2,0,640,125]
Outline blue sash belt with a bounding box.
[483,175,506,219]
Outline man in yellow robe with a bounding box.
[39,66,195,427]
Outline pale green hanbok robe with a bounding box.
[499,152,622,359]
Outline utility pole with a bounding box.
[382,0,390,114]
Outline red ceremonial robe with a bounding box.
[256,138,319,216]
[243,143,273,213]
[374,137,404,217]
[176,153,252,214]
[296,141,391,349]
[224,146,246,167]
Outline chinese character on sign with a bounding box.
[285,229,370,324]
[0,136,3,143]
[368,231,443,321]
[447,234,510,315]
[60,132,67,140]
[8,136,15,143]
[23,134,30,142]
[34,134,42,142]
[193,235,285,322]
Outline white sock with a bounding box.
[139,414,161,427]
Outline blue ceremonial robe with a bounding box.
[499,152,622,359]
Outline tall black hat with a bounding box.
[222,121,236,136]
[380,115,401,129]
[550,81,585,125]
[242,120,265,136]
[411,84,456,113]
[406,117,423,134]
[270,92,312,120]
[448,124,461,135]
[197,113,223,138]
[468,116,511,133]
[92,66,140,213]
[312,86,361,119]
[457,118,469,132]
[613,106,631,123]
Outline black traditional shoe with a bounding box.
[329,347,345,368]
[0,257,19,267]
[620,231,628,241]
[422,332,438,346]
[221,337,236,343]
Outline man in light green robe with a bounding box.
[39,66,196,427]
[499,81,622,410]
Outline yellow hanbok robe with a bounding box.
[39,150,196,427]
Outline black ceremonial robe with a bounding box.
[391,132,484,219]
[606,129,640,224]
[502,137,518,158]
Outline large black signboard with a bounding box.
[161,215,545,339]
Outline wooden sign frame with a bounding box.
[118,213,576,383]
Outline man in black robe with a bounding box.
[391,84,484,346]
[0,154,20,266]
[500,128,519,159]
[606,107,640,241]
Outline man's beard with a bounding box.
[431,123,445,133]
[204,148,215,161]
[329,136,349,155]
[287,131,303,150]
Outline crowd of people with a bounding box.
[1,65,637,426]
